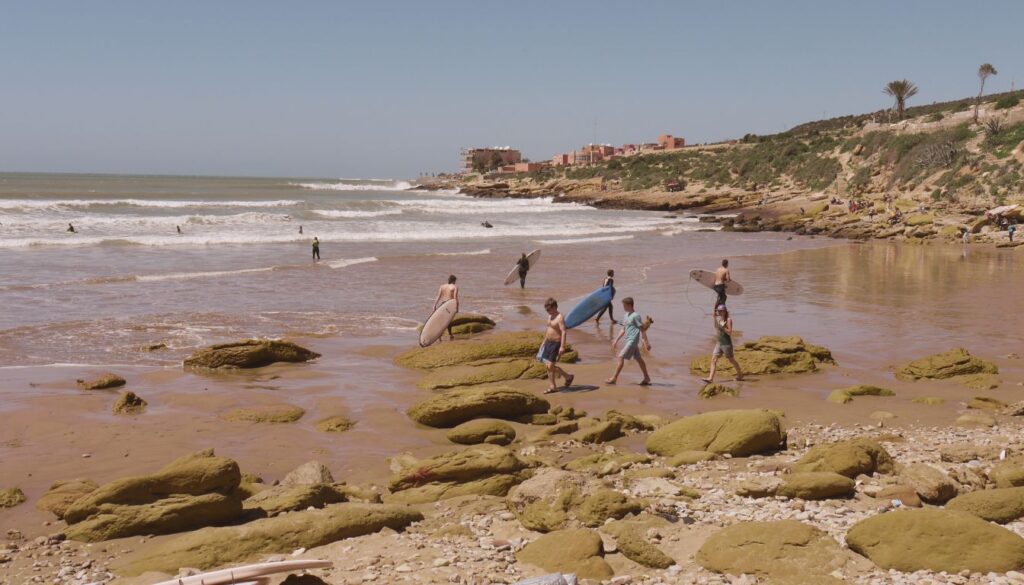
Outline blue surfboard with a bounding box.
[564,286,615,329]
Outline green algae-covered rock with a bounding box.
[570,420,624,444]
[506,468,641,533]
[35,479,98,519]
[602,520,675,568]
[221,404,305,424]
[407,386,549,428]
[690,336,834,376]
[699,383,739,399]
[184,339,320,370]
[76,372,126,390]
[65,493,242,542]
[385,444,531,504]
[846,508,1024,573]
[777,472,855,500]
[115,503,423,575]
[913,396,945,406]
[827,385,895,404]
[112,391,147,415]
[894,348,998,381]
[447,313,496,337]
[646,409,785,457]
[696,520,849,577]
[791,438,893,478]
[396,331,576,370]
[243,484,348,517]
[990,456,1024,488]
[946,487,1024,524]
[968,396,1008,410]
[516,528,613,580]
[564,452,650,475]
[416,359,545,390]
[446,419,516,445]
[0,487,26,509]
[667,450,717,466]
[315,415,355,433]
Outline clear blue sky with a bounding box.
[2,1,1022,179]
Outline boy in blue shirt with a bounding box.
[605,297,652,386]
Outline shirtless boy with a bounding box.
[433,275,459,340]
[539,298,574,393]
[713,259,730,309]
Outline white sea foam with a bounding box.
[0,199,301,212]
[325,256,378,269]
[310,209,403,218]
[536,235,636,245]
[427,249,491,256]
[294,180,413,192]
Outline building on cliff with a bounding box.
[461,147,522,173]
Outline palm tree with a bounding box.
[975,63,998,123]
[883,79,919,120]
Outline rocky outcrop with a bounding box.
[899,463,958,504]
[0,487,26,508]
[570,420,624,444]
[115,503,424,575]
[696,520,852,579]
[777,472,855,500]
[243,484,348,517]
[184,339,320,370]
[564,452,650,475]
[516,528,614,580]
[448,313,496,336]
[395,331,576,370]
[407,386,549,428]
[385,444,532,504]
[417,360,546,390]
[989,455,1024,488]
[893,348,998,381]
[315,415,355,433]
[791,438,894,478]
[505,468,641,533]
[221,404,305,423]
[646,409,786,457]
[76,373,125,390]
[62,450,243,542]
[112,391,147,414]
[601,519,675,569]
[826,385,895,404]
[946,487,1024,524]
[35,479,98,519]
[846,509,1024,573]
[281,461,335,487]
[446,419,516,445]
[690,336,834,377]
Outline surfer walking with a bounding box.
[540,297,574,393]
[516,253,530,289]
[702,304,744,383]
[713,259,730,309]
[605,297,651,385]
[594,269,618,324]
[434,275,459,341]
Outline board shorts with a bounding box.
[619,342,640,361]
[538,340,561,364]
[713,343,734,358]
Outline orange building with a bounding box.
[461,147,522,172]
[658,134,686,150]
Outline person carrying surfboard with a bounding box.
[433,275,459,341]
[703,304,744,383]
[594,269,618,325]
[516,253,530,288]
[539,297,574,393]
[713,259,730,309]
[605,297,651,385]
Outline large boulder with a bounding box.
[395,331,576,370]
[846,509,1024,573]
[115,503,423,576]
[243,484,348,517]
[35,479,99,519]
[777,472,855,500]
[385,444,531,504]
[221,404,305,424]
[690,336,834,376]
[946,487,1024,524]
[601,519,675,569]
[516,528,613,580]
[900,463,958,504]
[894,348,998,381]
[505,468,641,532]
[417,360,546,390]
[184,339,320,370]
[791,438,894,478]
[407,386,549,428]
[76,373,126,390]
[0,488,26,508]
[646,409,785,457]
[696,520,852,578]
[65,493,242,542]
[990,456,1024,488]
[570,420,624,444]
[446,419,516,445]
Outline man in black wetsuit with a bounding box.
[312,237,320,261]
[594,269,617,324]
[516,253,530,288]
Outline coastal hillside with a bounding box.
[450,91,1024,242]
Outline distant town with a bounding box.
[460,133,687,175]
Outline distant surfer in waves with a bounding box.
[516,253,530,288]
[713,259,730,309]
[299,225,303,235]
[481,220,493,228]
[312,237,320,261]
[433,275,459,341]
[605,297,651,386]
[540,297,574,393]
[67,223,76,233]
[176,225,182,234]
[702,304,744,383]
[594,269,618,324]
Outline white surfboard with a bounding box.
[152,560,332,585]
[419,298,458,347]
[689,269,743,295]
[504,249,542,285]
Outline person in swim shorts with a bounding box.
[712,259,730,310]
[539,297,574,393]
[605,297,651,385]
[433,275,460,341]
[703,304,744,383]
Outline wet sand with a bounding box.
[2,237,1022,548]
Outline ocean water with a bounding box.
[0,173,708,365]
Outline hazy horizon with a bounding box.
[2,0,1023,179]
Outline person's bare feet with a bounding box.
[604,379,617,385]
[543,387,559,394]
[639,379,651,386]
[564,374,575,388]
[701,378,712,384]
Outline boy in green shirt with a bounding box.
[605,297,652,385]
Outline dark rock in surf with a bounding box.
[183,339,320,370]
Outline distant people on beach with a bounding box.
[703,304,744,383]
[594,269,617,324]
[605,297,651,386]
[481,220,493,229]
[433,275,459,341]
[516,253,530,289]
[67,223,76,233]
[539,297,573,394]
[713,259,730,309]
[312,237,320,261]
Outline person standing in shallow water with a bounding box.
[594,269,617,324]
[516,253,530,288]
[67,223,76,233]
[703,304,744,383]
[312,237,320,261]
[713,259,730,310]
[433,275,459,341]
